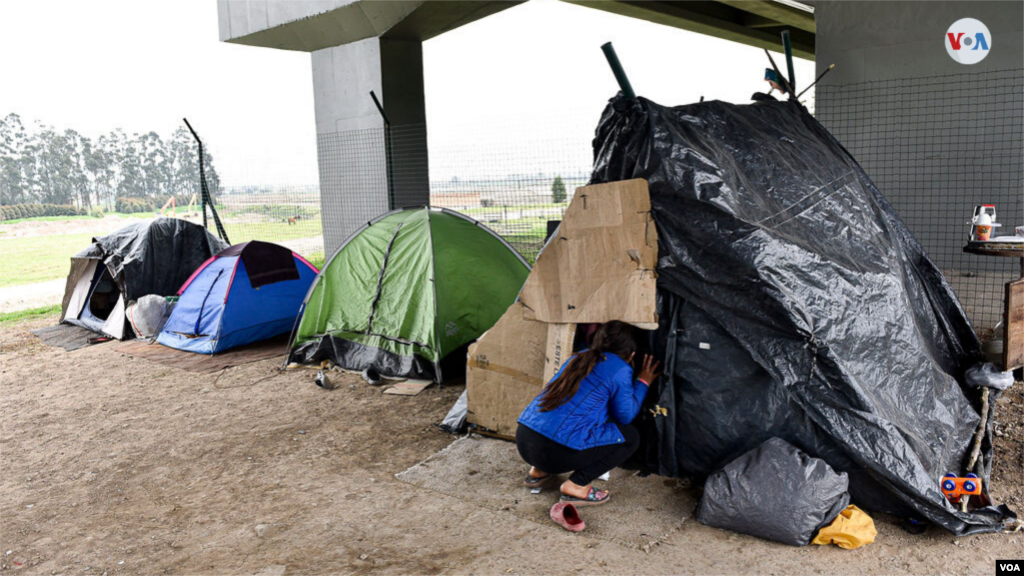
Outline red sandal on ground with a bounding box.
[550,502,586,532]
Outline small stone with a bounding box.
[358,554,368,561]
[298,430,306,435]
[199,388,210,394]
[117,561,124,565]
[25,504,33,509]
[255,524,282,538]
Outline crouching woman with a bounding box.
[516,321,660,506]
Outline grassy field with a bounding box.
[0,207,547,290]
[0,303,61,324]
[0,217,325,290]
[0,232,96,288]
[222,220,322,245]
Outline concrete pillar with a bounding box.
[312,37,429,256]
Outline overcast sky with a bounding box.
[0,0,814,185]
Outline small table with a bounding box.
[962,240,1024,371]
[963,240,1024,276]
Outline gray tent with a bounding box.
[61,219,227,339]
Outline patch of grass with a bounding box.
[222,220,324,245]
[0,232,95,288]
[0,213,133,225]
[305,251,326,271]
[0,303,62,325]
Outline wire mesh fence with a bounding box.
[818,68,1024,334]
[215,119,590,268]
[213,71,1020,335]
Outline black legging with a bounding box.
[515,423,640,486]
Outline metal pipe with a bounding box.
[797,64,835,99]
[183,119,208,231]
[369,91,396,209]
[369,90,391,128]
[182,118,229,243]
[600,42,635,99]
[781,30,797,96]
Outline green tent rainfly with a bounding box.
[287,207,531,382]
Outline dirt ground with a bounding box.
[1,314,1022,576]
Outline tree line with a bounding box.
[0,113,221,209]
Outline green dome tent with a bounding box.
[287,207,530,382]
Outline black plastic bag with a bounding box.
[697,438,850,546]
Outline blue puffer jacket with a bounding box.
[517,351,648,450]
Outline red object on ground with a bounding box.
[941,474,982,503]
[550,502,586,532]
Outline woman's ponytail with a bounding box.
[537,320,638,412]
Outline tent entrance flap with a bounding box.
[87,267,120,321]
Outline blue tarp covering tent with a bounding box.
[157,241,319,354]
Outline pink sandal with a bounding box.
[550,502,585,532]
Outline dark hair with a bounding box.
[538,321,638,412]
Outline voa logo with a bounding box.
[946,18,992,64]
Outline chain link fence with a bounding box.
[818,69,1024,334]
[216,73,1020,334]
[215,120,589,268]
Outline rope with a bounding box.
[212,365,284,390]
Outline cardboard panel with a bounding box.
[1004,278,1023,371]
[466,302,547,437]
[519,179,658,327]
[542,323,576,386]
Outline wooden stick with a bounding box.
[962,387,990,512]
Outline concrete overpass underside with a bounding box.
[217,0,815,249]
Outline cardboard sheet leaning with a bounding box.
[465,178,658,437]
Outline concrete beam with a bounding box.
[383,1,526,41]
[563,0,815,60]
[718,0,814,33]
[219,0,524,52]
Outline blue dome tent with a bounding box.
[157,241,319,354]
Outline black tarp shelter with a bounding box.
[589,94,1013,535]
[60,219,228,339]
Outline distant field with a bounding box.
[0,202,550,291]
[0,232,95,288]
[0,214,325,290]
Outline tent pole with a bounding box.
[781,30,797,99]
[600,43,636,100]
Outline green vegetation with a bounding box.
[223,219,323,245]
[226,203,320,221]
[306,251,326,271]
[0,304,62,325]
[1,113,222,210]
[551,175,567,203]
[0,232,95,288]
[1,203,86,221]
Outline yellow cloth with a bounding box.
[812,505,877,549]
